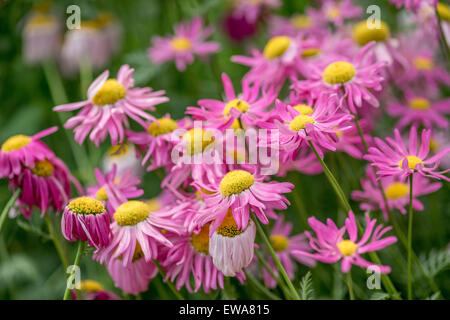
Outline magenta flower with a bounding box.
[87,165,144,214]
[388,0,436,11]
[53,64,168,146]
[352,167,442,220]
[292,41,387,113]
[365,126,450,181]
[187,73,276,130]
[307,0,362,27]
[0,126,57,178]
[148,17,220,71]
[231,0,281,23]
[293,211,397,273]
[75,280,121,300]
[61,197,111,248]
[262,217,316,288]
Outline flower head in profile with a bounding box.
[365,126,450,181]
[102,143,143,178]
[0,126,57,178]
[262,217,316,288]
[292,41,387,113]
[53,64,168,146]
[148,17,220,71]
[75,280,121,300]
[293,211,397,273]
[61,197,111,248]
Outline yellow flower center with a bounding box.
[352,20,390,46]
[327,7,341,19]
[216,209,244,238]
[385,182,409,199]
[195,187,215,200]
[437,2,450,21]
[114,200,150,226]
[293,104,314,115]
[79,280,104,292]
[223,99,250,116]
[182,128,215,155]
[409,98,430,110]
[429,139,439,152]
[301,47,321,58]
[289,115,315,131]
[263,36,291,60]
[1,135,31,152]
[92,79,126,106]
[146,199,161,212]
[31,160,54,177]
[270,235,289,252]
[322,61,356,85]
[398,155,424,170]
[171,37,192,51]
[148,118,178,136]
[95,187,108,201]
[219,170,255,197]
[108,143,129,157]
[191,223,210,255]
[68,197,106,215]
[413,57,433,70]
[26,13,55,28]
[291,15,311,29]
[337,240,357,256]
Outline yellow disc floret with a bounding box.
[322,61,356,85]
[114,200,150,226]
[216,209,244,238]
[301,48,321,58]
[79,280,104,292]
[171,37,192,51]
[31,160,54,177]
[108,143,129,157]
[291,15,311,29]
[337,240,357,256]
[270,235,289,252]
[289,114,315,131]
[68,197,106,215]
[95,187,108,201]
[148,118,178,136]
[191,223,210,255]
[263,36,291,60]
[293,104,314,115]
[409,98,430,110]
[92,79,126,106]
[223,99,250,116]
[352,20,390,46]
[385,182,409,200]
[413,57,433,70]
[327,8,341,19]
[1,135,31,152]
[437,2,450,21]
[398,155,423,170]
[219,170,255,197]
[182,128,215,155]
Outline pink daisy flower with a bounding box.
[262,217,316,288]
[352,167,442,220]
[187,73,277,130]
[231,0,281,23]
[61,197,111,248]
[0,126,57,178]
[364,126,450,181]
[75,280,121,300]
[292,41,387,114]
[268,14,325,39]
[387,93,450,130]
[148,17,220,71]
[192,168,293,235]
[308,0,362,27]
[87,165,144,214]
[53,64,168,146]
[293,211,397,273]
[388,0,436,11]
[95,200,181,266]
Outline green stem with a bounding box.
[407,175,414,300]
[251,213,300,300]
[153,259,185,300]
[79,57,93,99]
[243,270,281,300]
[346,271,355,300]
[44,214,69,270]
[63,241,85,300]
[289,173,310,229]
[0,189,21,234]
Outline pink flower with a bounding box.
[61,197,111,248]
[75,280,121,300]
[148,17,220,71]
[292,41,387,114]
[53,64,168,146]
[293,211,397,273]
[262,217,316,288]
[365,126,450,181]
[0,127,57,178]
[231,0,281,23]
[307,0,362,27]
[87,165,143,214]
[187,73,276,130]
[388,0,436,11]
[352,167,442,220]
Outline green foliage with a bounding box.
[298,272,314,300]
[420,249,450,279]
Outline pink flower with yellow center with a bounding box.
[148,17,220,71]
[293,211,397,273]
[308,0,362,27]
[231,0,281,24]
[53,64,168,146]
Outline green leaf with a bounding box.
[419,249,450,278]
[298,271,314,300]
[370,292,390,300]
